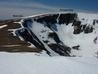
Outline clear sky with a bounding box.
[0,0,98,19]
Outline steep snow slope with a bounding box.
[10,12,98,57]
[0,52,98,74]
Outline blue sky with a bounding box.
[0,0,98,19]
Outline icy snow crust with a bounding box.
[12,12,98,57]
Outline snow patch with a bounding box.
[0,25,7,29]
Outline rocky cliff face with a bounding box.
[0,12,98,57]
[11,12,98,57]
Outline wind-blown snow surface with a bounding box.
[0,52,98,74]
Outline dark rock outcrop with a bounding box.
[48,43,71,56]
[48,32,61,44]
[72,45,80,50]
[94,37,98,44]
[84,26,93,33]
[58,13,77,25]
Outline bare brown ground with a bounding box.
[0,19,41,53]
